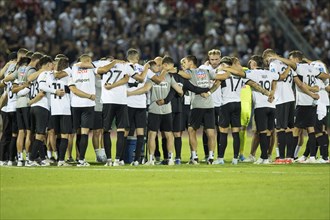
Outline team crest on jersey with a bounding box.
[270,68,275,73]
[134,66,143,72]
[196,70,206,79]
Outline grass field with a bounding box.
[0,134,329,220]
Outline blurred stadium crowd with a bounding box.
[0,0,329,66]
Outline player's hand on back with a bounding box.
[156,99,165,105]
[311,93,320,100]
[56,89,65,97]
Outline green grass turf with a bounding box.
[1,134,329,220]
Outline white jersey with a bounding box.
[199,64,222,107]
[269,59,296,105]
[100,63,134,105]
[1,63,17,112]
[31,71,51,110]
[245,69,279,109]
[295,63,321,106]
[47,73,71,115]
[92,60,109,112]
[220,73,248,106]
[127,63,155,108]
[310,61,329,106]
[68,66,96,107]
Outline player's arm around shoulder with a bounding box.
[127,81,152,97]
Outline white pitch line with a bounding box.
[0,166,328,175]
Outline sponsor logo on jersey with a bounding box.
[77,68,88,74]
[153,82,168,88]
[196,70,206,79]
[75,78,90,83]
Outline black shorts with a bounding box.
[172,112,183,132]
[275,101,295,129]
[48,115,72,134]
[128,107,146,129]
[189,108,215,130]
[16,107,30,130]
[148,113,172,132]
[182,105,190,130]
[214,106,220,126]
[71,106,95,130]
[254,107,275,132]
[315,106,329,133]
[102,104,129,131]
[294,105,316,128]
[1,111,12,138]
[30,106,49,134]
[92,111,103,130]
[219,102,241,128]
[8,112,18,134]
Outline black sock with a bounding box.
[174,137,182,159]
[162,137,168,159]
[103,132,111,159]
[286,132,294,158]
[59,138,68,161]
[29,140,38,161]
[9,137,17,161]
[267,135,271,155]
[303,144,310,157]
[40,144,47,160]
[216,129,221,153]
[56,138,61,155]
[259,133,268,159]
[307,132,316,157]
[76,134,81,154]
[232,132,240,159]
[34,140,45,160]
[323,133,329,159]
[154,135,160,158]
[277,131,286,159]
[202,132,209,158]
[134,135,144,162]
[218,132,228,158]
[317,134,328,160]
[116,132,125,160]
[79,134,88,160]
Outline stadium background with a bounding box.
[0,0,329,67]
[1,0,330,128]
[0,1,329,220]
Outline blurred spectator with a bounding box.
[0,0,328,68]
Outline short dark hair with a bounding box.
[31,52,44,61]
[148,60,156,67]
[37,56,53,69]
[185,55,198,66]
[288,50,304,61]
[25,51,33,58]
[56,58,69,71]
[249,55,264,68]
[162,56,174,65]
[55,54,68,61]
[220,56,233,65]
[17,57,31,67]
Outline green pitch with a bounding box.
[1,135,329,220]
